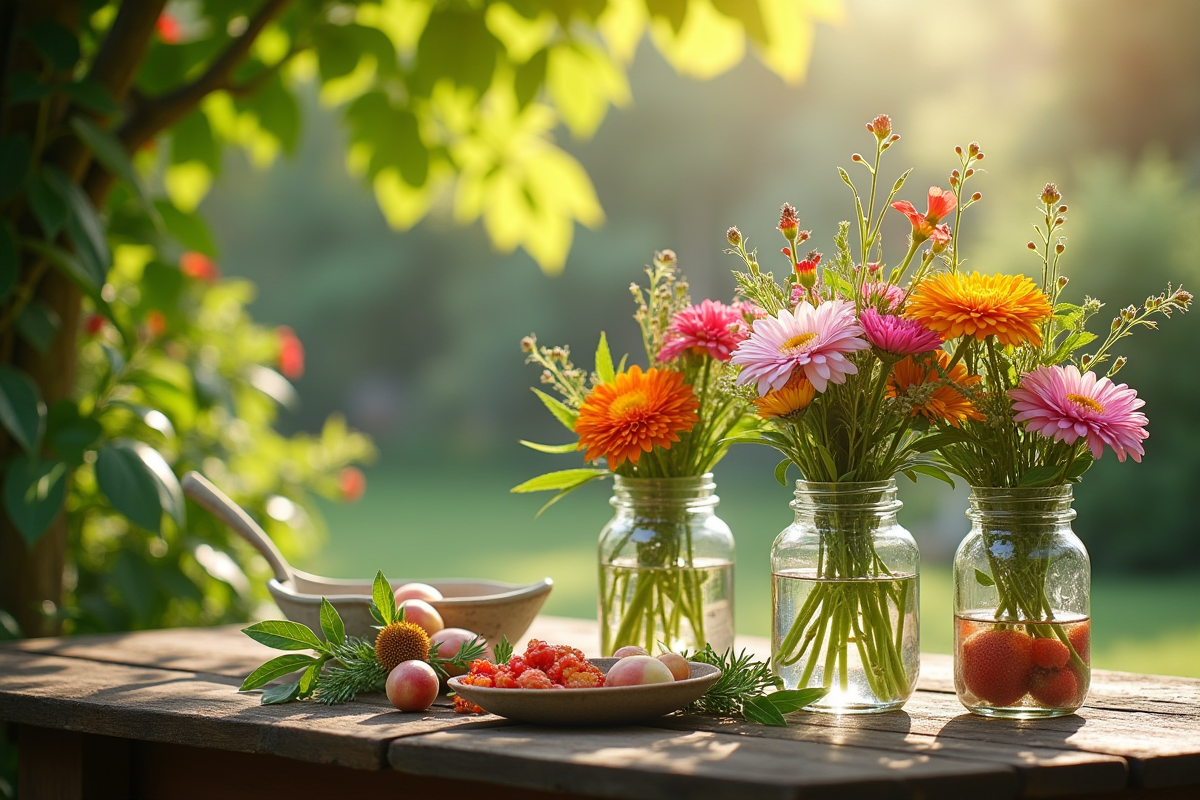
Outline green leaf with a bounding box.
[243,73,301,156]
[240,653,319,691]
[710,0,768,44]
[344,92,427,186]
[813,442,839,482]
[531,388,579,431]
[906,463,955,488]
[107,401,175,439]
[0,135,31,201]
[645,0,687,33]
[766,687,828,713]
[518,440,578,454]
[413,10,500,94]
[0,365,47,454]
[242,620,325,652]
[511,468,607,494]
[24,22,80,71]
[299,659,326,698]
[171,110,220,172]
[372,570,396,625]
[19,237,122,334]
[595,331,615,384]
[974,569,995,587]
[26,170,69,237]
[1018,465,1064,487]
[46,400,102,465]
[43,166,109,286]
[0,223,17,306]
[774,459,790,487]
[320,598,345,646]
[261,680,302,704]
[3,456,67,546]
[741,695,787,726]
[6,71,50,105]
[70,117,153,213]
[62,79,119,114]
[515,48,548,109]
[1064,451,1094,480]
[16,299,61,355]
[493,635,514,666]
[94,440,184,532]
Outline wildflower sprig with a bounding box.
[681,645,828,726]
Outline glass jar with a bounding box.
[953,485,1090,718]
[598,474,735,656]
[771,480,920,714]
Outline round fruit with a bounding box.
[386,660,440,711]
[613,645,650,659]
[1068,622,1091,664]
[394,582,443,603]
[431,628,488,677]
[1031,637,1070,670]
[961,628,1034,707]
[605,655,675,687]
[1029,667,1080,708]
[398,599,445,636]
[657,653,690,681]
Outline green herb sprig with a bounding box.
[682,645,828,727]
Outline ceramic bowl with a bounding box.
[448,658,722,726]
[269,571,553,645]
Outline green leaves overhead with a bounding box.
[344,92,428,187]
[94,440,185,533]
[413,10,501,94]
[0,366,46,454]
[26,170,69,237]
[3,456,67,546]
[23,22,80,71]
[43,166,109,287]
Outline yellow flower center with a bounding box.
[779,332,818,354]
[609,390,648,419]
[1066,393,1104,414]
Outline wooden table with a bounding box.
[2,616,1198,800]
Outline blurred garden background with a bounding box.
[198,0,1199,675]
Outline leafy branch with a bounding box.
[681,645,828,727]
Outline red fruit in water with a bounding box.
[1068,622,1091,664]
[961,628,1034,707]
[1031,637,1070,670]
[1029,667,1080,708]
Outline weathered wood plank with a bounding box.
[0,649,508,771]
[389,725,1021,800]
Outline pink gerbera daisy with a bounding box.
[731,299,869,394]
[658,299,746,362]
[1009,364,1148,462]
[862,282,906,311]
[860,308,943,357]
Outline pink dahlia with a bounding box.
[862,281,906,311]
[658,299,746,362]
[1009,364,1148,462]
[860,308,942,356]
[731,299,869,394]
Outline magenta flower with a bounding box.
[860,308,943,356]
[658,299,746,362]
[731,299,869,394]
[862,281,906,311]
[1009,364,1148,462]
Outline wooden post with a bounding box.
[17,725,129,800]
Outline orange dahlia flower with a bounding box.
[905,271,1052,347]
[575,366,699,467]
[887,352,985,428]
[753,374,816,420]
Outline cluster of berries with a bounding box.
[959,621,1091,709]
[454,639,606,713]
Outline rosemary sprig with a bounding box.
[428,634,489,679]
[316,636,386,705]
[681,645,828,726]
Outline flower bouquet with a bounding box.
[513,251,760,655]
[900,177,1193,716]
[724,115,965,712]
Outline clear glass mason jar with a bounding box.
[953,485,1090,718]
[771,480,920,713]
[598,474,735,656]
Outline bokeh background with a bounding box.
[205,0,1199,674]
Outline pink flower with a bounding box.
[731,299,869,394]
[1009,364,1148,462]
[658,299,746,362]
[862,281,905,311]
[892,186,957,241]
[860,308,943,356]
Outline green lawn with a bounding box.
[300,467,1200,678]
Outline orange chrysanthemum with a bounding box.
[754,374,816,420]
[905,272,1052,347]
[887,352,985,428]
[575,366,699,467]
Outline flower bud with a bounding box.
[726,226,742,246]
[1055,242,1065,254]
[866,261,881,275]
[1172,288,1193,308]
[1122,304,1137,321]
[1110,355,1127,376]
[520,335,536,353]
[540,370,554,384]
[778,203,799,241]
[1027,242,1038,250]
[975,152,985,160]
[1080,354,1092,367]
[852,153,863,162]
[655,249,677,267]
[965,168,974,178]
[1111,318,1121,331]
[795,250,821,289]
[951,169,961,179]
[869,114,892,140]
[954,145,963,156]
[971,192,982,202]
[1041,183,1062,205]
[796,230,811,243]
[1145,296,1158,310]
[1055,217,1064,225]
[968,142,980,157]
[1057,276,1069,291]
[889,134,900,143]
[781,247,792,259]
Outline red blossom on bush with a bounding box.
[277,326,305,380]
[180,251,220,283]
[85,313,106,337]
[156,12,182,43]
[339,467,366,502]
[892,186,957,242]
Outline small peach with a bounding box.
[431,628,489,677]
[386,660,439,711]
[612,645,650,659]
[398,599,444,636]
[657,652,690,681]
[394,582,443,603]
[605,655,675,687]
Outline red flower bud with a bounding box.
[180,251,220,283]
[277,326,305,380]
[85,314,106,337]
[339,467,366,503]
[778,203,799,240]
[869,114,892,140]
[146,310,167,338]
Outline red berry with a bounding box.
[1029,667,1080,708]
[961,628,1034,707]
[339,466,366,502]
[1068,622,1091,664]
[1031,637,1070,670]
[517,669,554,689]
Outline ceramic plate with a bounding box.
[448,658,722,726]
